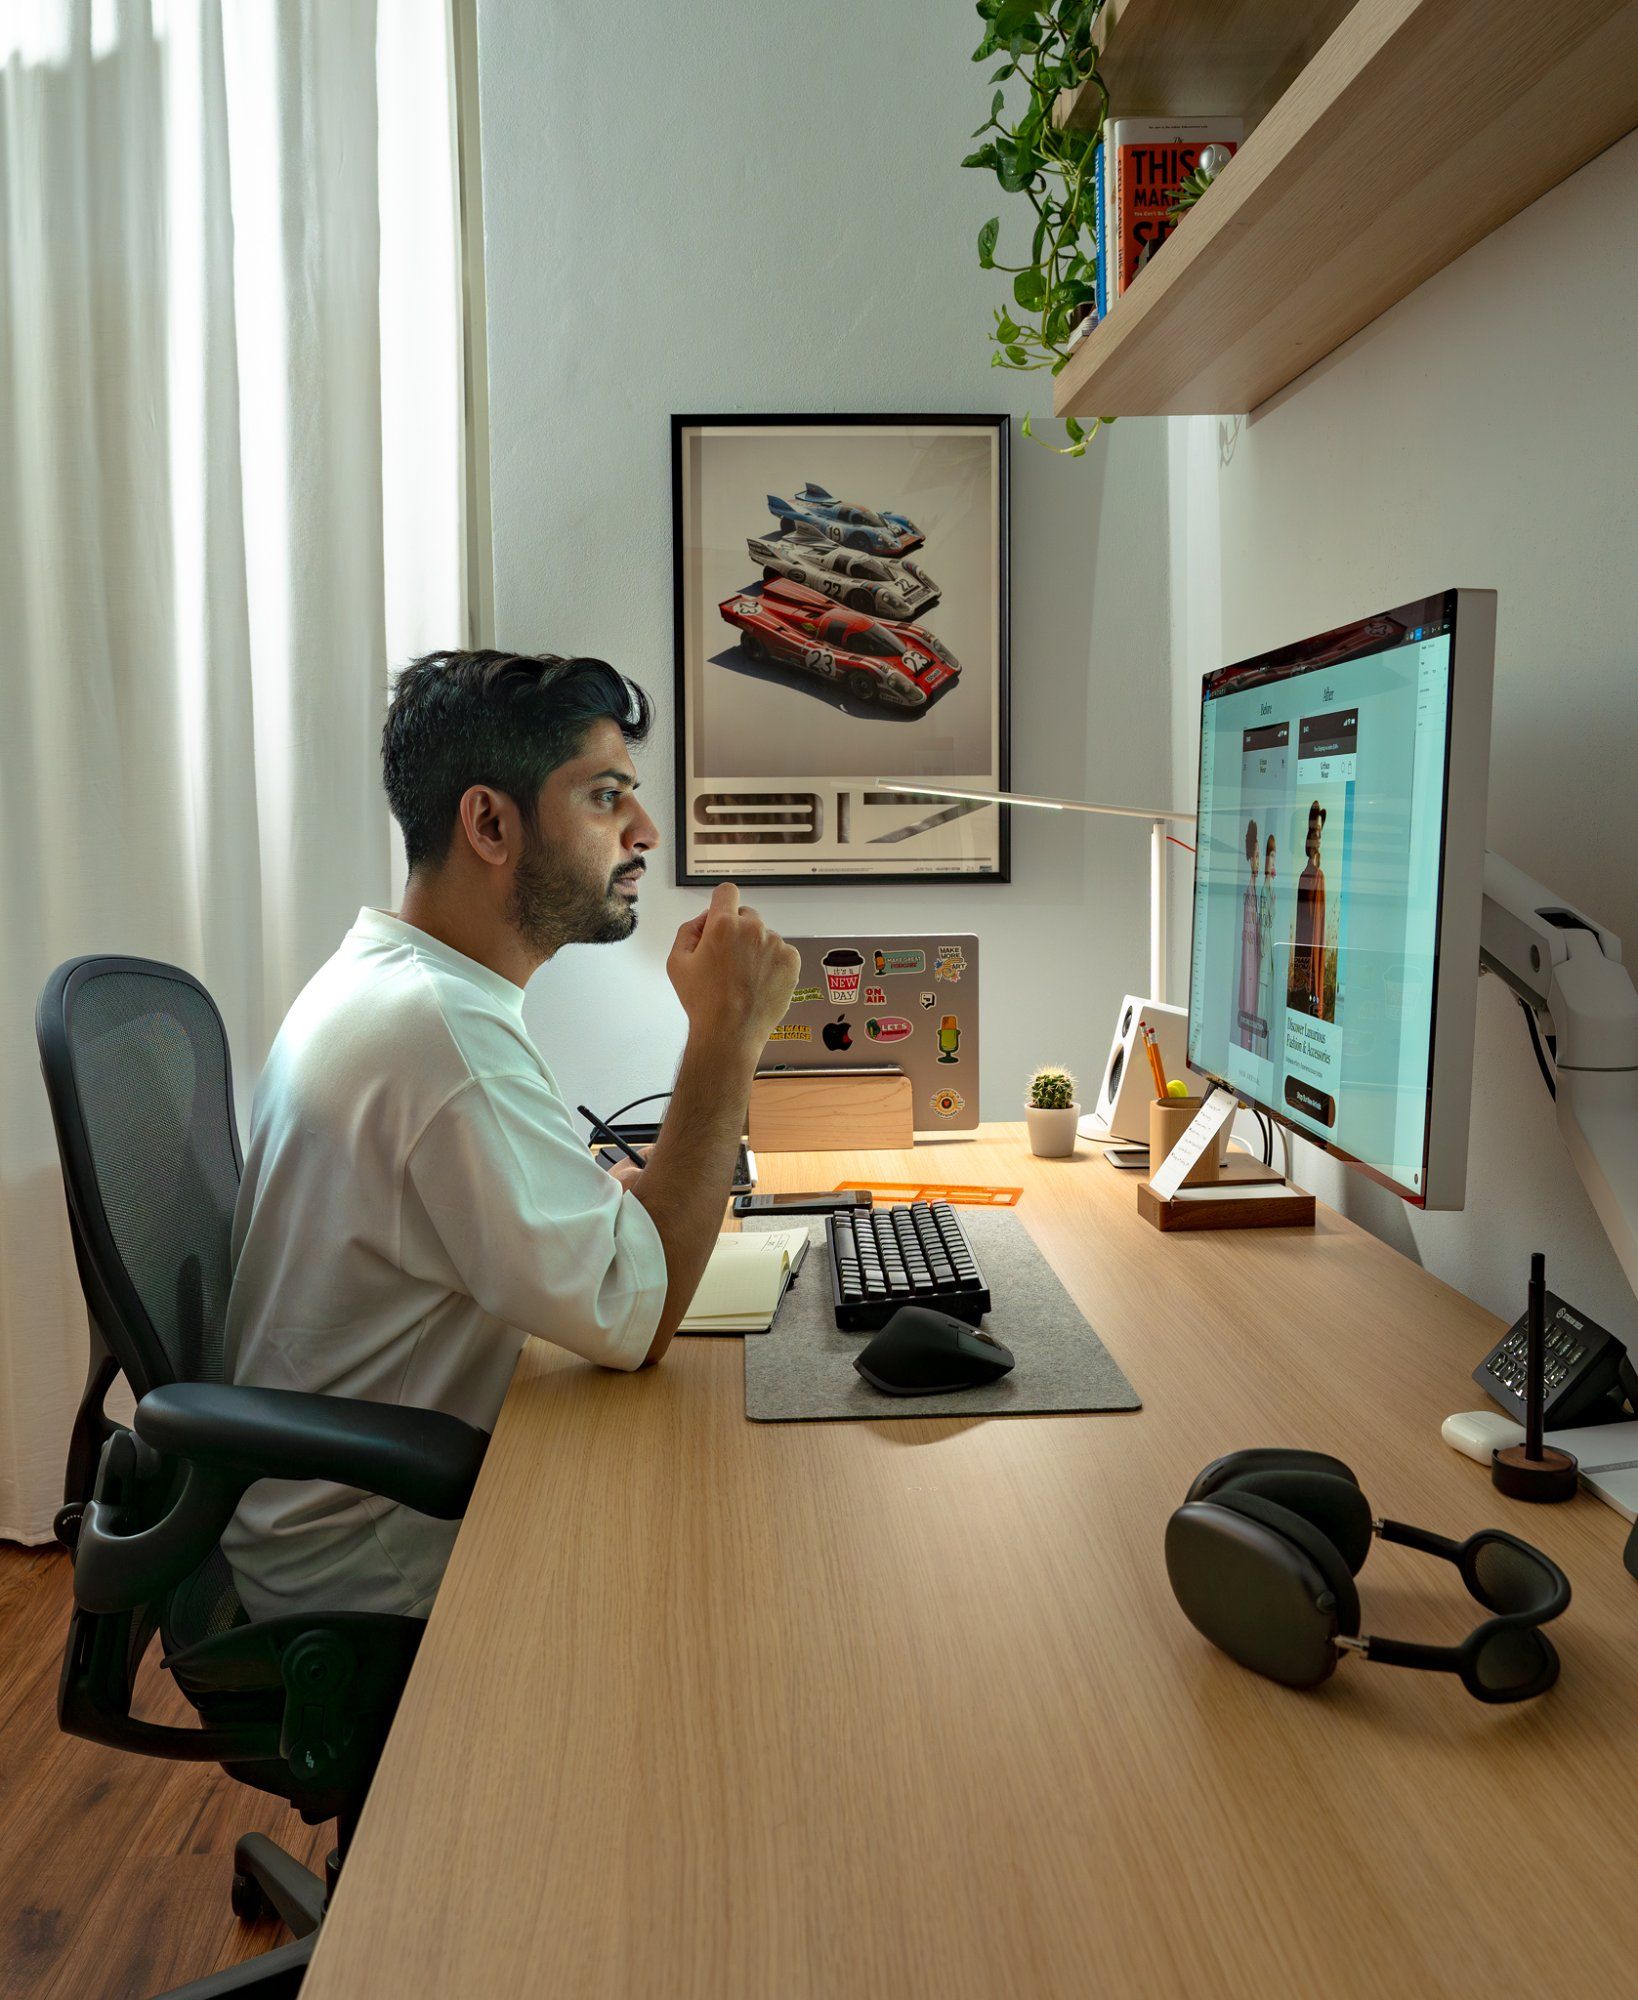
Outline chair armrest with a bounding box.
[134,1383,487,1520]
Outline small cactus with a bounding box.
[1027,1065,1076,1111]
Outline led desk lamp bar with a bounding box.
[871,781,1196,1002]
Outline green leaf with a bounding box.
[995,310,1020,342]
[1021,412,1035,438]
[1064,415,1085,443]
[991,87,1005,121]
[976,216,999,268]
[1006,343,1027,365]
[961,143,999,172]
[1012,267,1046,310]
[995,140,1036,193]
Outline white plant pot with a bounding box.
[1026,1102,1081,1158]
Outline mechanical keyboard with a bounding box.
[826,1200,991,1331]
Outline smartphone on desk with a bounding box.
[732,1191,872,1217]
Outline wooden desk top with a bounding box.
[303,1128,1638,1999]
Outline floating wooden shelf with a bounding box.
[1052,0,1638,418]
[1056,0,1354,135]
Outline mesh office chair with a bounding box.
[37,957,488,2000]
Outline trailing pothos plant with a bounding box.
[963,0,1109,459]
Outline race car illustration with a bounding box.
[718,578,959,709]
[766,481,924,555]
[746,522,940,621]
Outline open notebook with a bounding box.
[678,1226,811,1334]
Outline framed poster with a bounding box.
[672,414,1010,885]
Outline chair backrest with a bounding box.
[37,956,243,1396]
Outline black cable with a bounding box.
[1257,1110,1271,1167]
[601,1088,674,1130]
[1518,997,1556,1099]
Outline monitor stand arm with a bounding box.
[1480,852,1638,1306]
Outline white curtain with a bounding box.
[0,0,468,1541]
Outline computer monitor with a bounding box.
[1186,589,1495,1209]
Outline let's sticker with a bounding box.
[865,1016,913,1044]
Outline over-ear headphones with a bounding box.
[1166,1448,1571,1701]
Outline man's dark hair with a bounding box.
[382,650,652,871]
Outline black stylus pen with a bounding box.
[1525,1251,1546,1463]
[577,1104,647,1170]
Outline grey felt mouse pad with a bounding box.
[741,1208,1141,1422]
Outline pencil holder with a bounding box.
[1148,1097,1224,1187]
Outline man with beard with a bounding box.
[221,650,799,1618]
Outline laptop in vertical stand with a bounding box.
[761,933,979,1133]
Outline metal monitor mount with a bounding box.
[1480,851,1638,1307]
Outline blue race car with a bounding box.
[766,481,924,556]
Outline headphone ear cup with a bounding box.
[1165,1494,1356,1689]
[1227,1469,1375,1576]
[1209,1491,1362,1636]
[1185,1446,1361,1508]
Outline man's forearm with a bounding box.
[628,1030,761,1359]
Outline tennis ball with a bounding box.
[1166,1078,1189,1098]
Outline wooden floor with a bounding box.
[0,1544,330,2000]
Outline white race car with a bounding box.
[745,523,940,622]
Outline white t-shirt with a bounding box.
[221,908,667,1620]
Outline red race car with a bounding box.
[718,579,960,709]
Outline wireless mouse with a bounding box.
[854,1305,1015,1396]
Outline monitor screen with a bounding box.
[1187,590,1489,1205]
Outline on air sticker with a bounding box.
[865,1016,913,1044]
[872,947,926,976]
[930,1087,966,1119]
[935,1015,961,1063]
[933,944,968,984]
[768,1023,811,1042]
[863,985,887,1006]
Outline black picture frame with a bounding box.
[671,413,1011,886]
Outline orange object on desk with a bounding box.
[833,1180,1023,1207]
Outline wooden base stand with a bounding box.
[747,1069,913,1153]
[1137,1156,1316,1232]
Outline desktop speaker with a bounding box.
[1081,996,1196,1145]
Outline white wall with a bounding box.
[1169,131,1638,1338]
[474,0,1173,1127]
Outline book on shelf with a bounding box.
[1104,115,1242,303]
[677,1225,811,1334]
[1094,135,1108,322]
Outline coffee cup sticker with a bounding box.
[863,985,887,1007]
[930,1087,966,1119]
[821,947,864,1005]
[790,983,821,1006]
[865,1016,913,1043]
[768,1023,811,1043]
[873,948,926,976]
[933,944,967,984]
[935,1014,961,1064]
